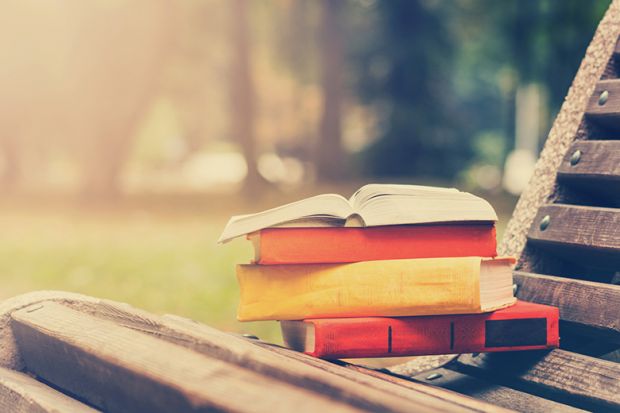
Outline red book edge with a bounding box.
[250,224,497,264]
[282,301,559,359]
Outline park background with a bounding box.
[0,0,610,344]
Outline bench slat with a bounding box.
[410,368,587,413]
[514,271,620,342]
[9,300,502,413]
[585,79,620,126]
[452,350,620,411]
[10,302,365,413]
[0,367,99,413]
[558,141,620,186]
[156,313,507,413]
[527,204,620,266]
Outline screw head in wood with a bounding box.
[425,373,442,381]
[598,90,609,105]
[539,215,551,231]
[570,150,581,166]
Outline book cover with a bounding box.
[236,257,515,321]
[250,224,497,264]
[281,301,559,359]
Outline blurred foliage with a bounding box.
[350,0,610,179]
[0,0,610,194]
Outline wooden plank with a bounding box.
[527,204,620,266]
[556,140,620,203]
[557,140,620,182]
[0,367,99,413]
[10,302,366,413]
[155,313,507,413]
[3,295,504,413]
[452,350,620,411]
[513,271,620,342]
[409,368,586,413]
[585,79,620,127]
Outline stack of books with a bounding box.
[220,184,559,359]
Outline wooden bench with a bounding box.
[1,2,620,412]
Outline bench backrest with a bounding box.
[445,2,620,410]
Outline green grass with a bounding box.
[0,202,284,343]
[0,190,517,346]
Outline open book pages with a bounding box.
[219,184,497,243]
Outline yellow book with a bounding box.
[236,257,516,321]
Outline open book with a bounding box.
[219,184,497,243]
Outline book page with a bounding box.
[218,194,353,242]
[349,184,459,211]
[358,190,497,226]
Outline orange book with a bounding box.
[249,224,496,264]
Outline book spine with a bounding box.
[308,309,559,359]
[256,225,496,264]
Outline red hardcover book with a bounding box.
[250,224,496,264]
[281,301,559,359]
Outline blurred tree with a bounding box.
[350,0,609,181]
[353,0,471,180]
[230,0,267,193]
[316,0,347,181]
[161,0,230,165]
[0,0,171,198]
[449,0,610,171]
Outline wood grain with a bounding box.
[527,204,620,266]
[156,314,504,413]
[409,368,586,413]
[585,79,620,127]
[514,271,620,342]
[3,294,504,412]
[10,302,364,413]
[0,367,99,413]
[452,350,620,411]
[555,140,620,210]
[558,140,620,181]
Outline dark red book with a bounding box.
[281,301,559,359]
[250,224,496,264]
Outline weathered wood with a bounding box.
[10,302,365,413]
[10,301,501,413]
[155,313,506,413]
[557,140,620,182]
[0,367,99,413]
[556,140,620,203]
[527,204,620,267]
[0,293,505,413]
[409,368,586,413]
[585,79,620,127]
[452,350,620,411]
[513,271,620,342]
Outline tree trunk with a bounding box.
[230,0,267,195]
[316,0,346,182]
[77,0,172,201]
